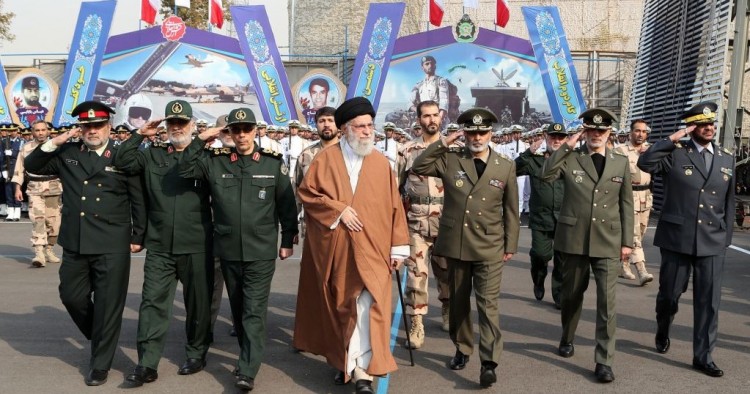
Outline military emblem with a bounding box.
[611,176,623,183]
[88,109,96,118]
[281,164,289,175]
[575,175,583,183]
[723,174,729,181]
[454,14,477,43]
[685,169,693,176]
[230,153,238,162]
[489,179,504,189]
[171,102,183,114]
[455,179,464,188]
[472,114,483,125]
[258,189,267,200]
[553,124,563,131]
[593,114,603,124]
[252,152,260,162]
[104,150,111,159]
[703,107,711,116]
[236,110,247,120]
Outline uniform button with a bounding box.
[468,195,473,199]
[700,189,704,192]
[605,190,609,194]
[593,203,597,207]
[711,191,716,195]
[592,218,596,221]
[601,219,605,222]
[464,223,468,227]
[96,198,100,202]
[81,196,86,201]
[80,212,85,217]
[603,205,607,208]
[478,212,482,216]
[698,220,702,224]
[466,210,470,214]
[83,181,88,185]
[98,183,102,187]
[595,189,599,193]
[475,225,479,229]
[709,221,713,225]
[699,204,704,208]
[710,205,714,209]
[482,197,486,201]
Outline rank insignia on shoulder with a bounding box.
[260,149,282,159]
[722,147,732,155]
[675,142,683,148]
[211,148,231,156]
[448,147,463,153]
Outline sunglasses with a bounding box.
[128,107,152,120]
[230,125,255,134]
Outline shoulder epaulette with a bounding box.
[613,150,627,157]
[447,146,463,153]
[260,148,282,159]
[722,147,732,155]
[211,147,232,156]
[674,142,684,149]
[495,152,512,161]
[151,141,172,149]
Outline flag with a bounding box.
[141,0,159,25]
[429,0,445,27]
[210,0,224,29]
[175,0,191,8]
[496,0,510,28]
[464,0,479,8]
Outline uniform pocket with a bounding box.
[558,215,577,226]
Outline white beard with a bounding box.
[346,132,375,156]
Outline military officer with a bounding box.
[411,107,519,388]
[615,119,654,285]
[637,102,734,378]
[24,101,147,386]
[397,100,452,350]
[1,123,24,221]
[541,108,634,383]
[179,107,298,391]
[281,119,306,178]
[515,123,567,308]
[11,119,62,267]
[112,100,214,387]
[377,122,399,172]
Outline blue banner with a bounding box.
[347,3,405,111]
[522,6,586,126]
[231,5,296,125]
[0,57,12,123]
[53,0,116,126]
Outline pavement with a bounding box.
[1,219,749,393]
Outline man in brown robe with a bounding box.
[293,97,409,394]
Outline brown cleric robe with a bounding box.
[293,143,409,379]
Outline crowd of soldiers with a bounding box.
[1,95,735,392]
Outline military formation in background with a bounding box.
[0,93,735,392]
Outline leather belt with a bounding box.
[27,175,59,182]
[632,184,650,191]
[409,195,444,205]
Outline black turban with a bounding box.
[335,97,375,129]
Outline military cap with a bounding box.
[375,131,385,139]
[164,100,192,121]
[546,122,567,135]
[256,120,268,128]
[227,107,257,125]
[509,124,525,133]
[382,122,396,131]
[0,123,20,131]
[446,123,459,131]
[57,123,74,133]
[456,107,498,132]
[532,128,544,137]
[114,124,131,134]
[395,128,404,135]
[681,102,717,124]
[21,128,31,136]
[71,101,115,124]
[215,114,229,129]
[288,119,301,128]
[579,108,617,130]
[335,97,375,129]
[411,122,422,130]
[44,121,54,130]
[311,127,318,135]
[280,126,289,134]
[421,55,436,64]
[22,76,39,89]
[300,124,311,132]
[267,124,277,132]
[196,118,207,126]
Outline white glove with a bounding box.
[1,171,7,179]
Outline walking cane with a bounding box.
[394,267,415,366]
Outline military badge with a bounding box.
[455,179,464,188]
[454,171,467,180]
[489,179,504,189]
[720,167,732,176]
[454,14,478,43]
[575,175,583,183]
[167,146,174,154]
[611,176,623,183]
[472,114,483,125]
[703,107,711,116]
[252,152,260,162]
[236,110,247,120]
[221,174,234,178]
[231,153,239,162]
[171,102,183,114]
[65,159,79,166]
[104,150,111,159]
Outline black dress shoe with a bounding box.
[235,375,255,391]
[178,358,206,375]
[479,364,497,387]
[692,360,724,377]
[655,337,670,354]
[449,350,470,370]
[594,363,615,383]
[355,379,374,394]
[558,342,574,358]
[333,370,345,385]
[125,365,158,387]
[533,284,545,301]
[84,369,108,386]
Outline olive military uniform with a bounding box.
[179,110,298,380]
[542,128,634,368]
[24,130,146,373]
[113,117,214,372]
[411,108,519,373]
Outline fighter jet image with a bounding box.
[182,54,213,68]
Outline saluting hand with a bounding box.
[443,130,463,147]
[138,119,164,137]
[565,131,583,149]
[50,128,78,147]
[197,126,224,142]
[669,124,695,143]
[530,138,543,153]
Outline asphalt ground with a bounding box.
[1,218,749,394]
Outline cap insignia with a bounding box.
[236,110,247,120]
[593,114,603,124]
[702,107,711,116]
[87,109,96,118]
[171,102,183,114]
[472,114,483,125]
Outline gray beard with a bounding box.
[346,132,374,156]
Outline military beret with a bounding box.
[72,101,115,124]
[456,107,498,132]
[579,108,617,130]
[227,107,257,126]
[681,102,717,124]
[335,97,376,129]
[546,122,567,135]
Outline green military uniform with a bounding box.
[113,100,214,375]
[23,101,147,379]
[179,108,298,381]
[541,109,634,373]
[411,108,519,384]
[515,123,566,305]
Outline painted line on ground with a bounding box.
[729,245,750,255]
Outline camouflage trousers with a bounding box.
[626,209,650,264]
[29,194,61,246]
[405,231,450,316]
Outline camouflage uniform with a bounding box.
[615,141,654,285]
[397,136,451,346]
[294,141,326,238]
[12,140,62,266]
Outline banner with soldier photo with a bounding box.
[0,57,13,124]
[292,68,347,125]
[4,68,59,128]
[379,15,552,131]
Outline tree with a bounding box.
[159,1,233,30]
[0,0,16,42]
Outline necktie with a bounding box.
[702,149,712,172]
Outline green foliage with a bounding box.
[0,0,16,42]
[159,0,233,30]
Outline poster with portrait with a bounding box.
[380,18,552,130]
[293,69,346,125]
[4,68,59,128]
